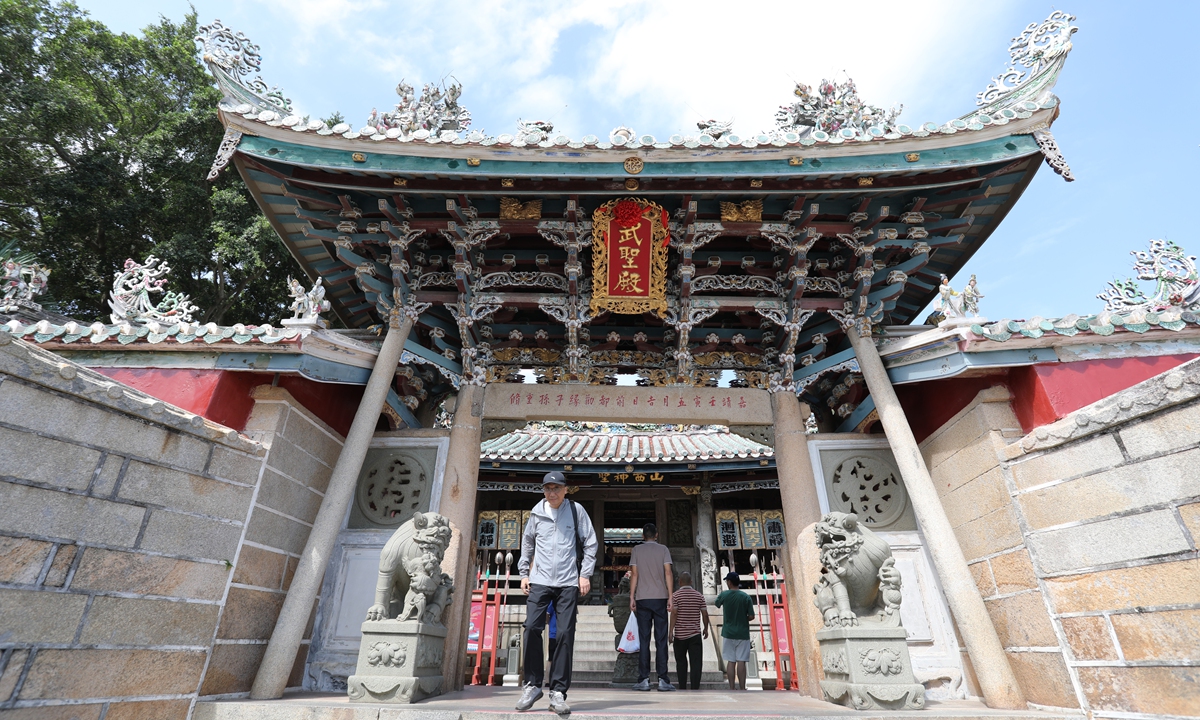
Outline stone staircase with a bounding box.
[566,605,731,689]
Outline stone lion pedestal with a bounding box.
[347,512,455,705]
[817,626,924,710]
[812,511,926,711]
[347,620,446,704]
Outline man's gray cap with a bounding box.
[542,470,567,485]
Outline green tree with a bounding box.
[0,0,301,324]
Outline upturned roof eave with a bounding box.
[218,107,1052,177]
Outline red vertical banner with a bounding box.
[590,198,670,316]
[772,606,790,653]
[482,604,498,652]
[468,601,483,652]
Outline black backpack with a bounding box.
[568,498,585,573]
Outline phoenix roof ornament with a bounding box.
[976,10,1077,108]
[1098,240,1200,313]
[195,20,291,114]
[108,256,201,325]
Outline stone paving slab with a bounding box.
[195,687,1078,720]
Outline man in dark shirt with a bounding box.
[714,571,754,691]
[629,523,675,691]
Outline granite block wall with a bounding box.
[200,385,343,698]
[921,358,1200,718]
[0,335,342,718]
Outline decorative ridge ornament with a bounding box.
[1098,239,1200,313]
[284,276,330,327]
[775,75,903,138]
[975,11,1077,110]
[108,256,201,325]
[368,80,471,138]
[590,198,669,317]
[1,251,51,312]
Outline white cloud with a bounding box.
[222,0,1027,138]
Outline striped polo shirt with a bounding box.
[671,585,707,640]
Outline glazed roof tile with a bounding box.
[2,318,306,347]
[969,309,1200,343]
[480,424,772,465]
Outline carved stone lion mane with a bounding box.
[812,511,902,627]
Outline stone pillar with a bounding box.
[436,383,484,692]
[770,391,825,698]
[695,481,718,600]
[251,313,416,699]
[845,326,1026,710]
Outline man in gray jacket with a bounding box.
[516,471,598,716]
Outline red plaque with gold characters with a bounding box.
[590,198,669,316]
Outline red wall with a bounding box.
[895,354,1198,442]
[1007,354,1197,433]
[93,368,361,437]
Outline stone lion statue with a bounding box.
[812,512,902,627]
[366,512,455,626]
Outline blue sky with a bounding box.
[76,0,1200,322]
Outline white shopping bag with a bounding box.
[617,614,640,654]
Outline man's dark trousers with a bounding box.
[636,598,669,683]
[523,584,578,694]
[673,634,703,689]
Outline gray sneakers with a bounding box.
[631,678,651,691]
[658,678,676,692]
[548,690,570,716]
[515,684,543,711]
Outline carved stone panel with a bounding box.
[666,499,692,546]
[350,448,436,529]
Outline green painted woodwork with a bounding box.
[237,133,1040,180]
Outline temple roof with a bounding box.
[184,12,1081,431]
[479,423,772,465]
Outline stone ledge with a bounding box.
[0,331,263,455]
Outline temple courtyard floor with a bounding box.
[194,686,1079,720]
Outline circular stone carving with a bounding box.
[623,157,644,174]
[356,453,427,526]
[830,455,907,526]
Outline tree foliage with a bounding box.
[0,0,301,324]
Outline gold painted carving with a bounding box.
[393,178,407,187]
[499,197,542,220]
[352,152,366,162]
[693,351,763,368]
[720,200,763,223]
[904,153,920,162]
[624,178,639,191]
[624,157,644,174]
[789,157,804,166]
[750,179,763,188]
[590,198,669,317]
[857,177,874,187]
[500,178,515,188]
[467,157,481,166]
[491,347,561,363]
